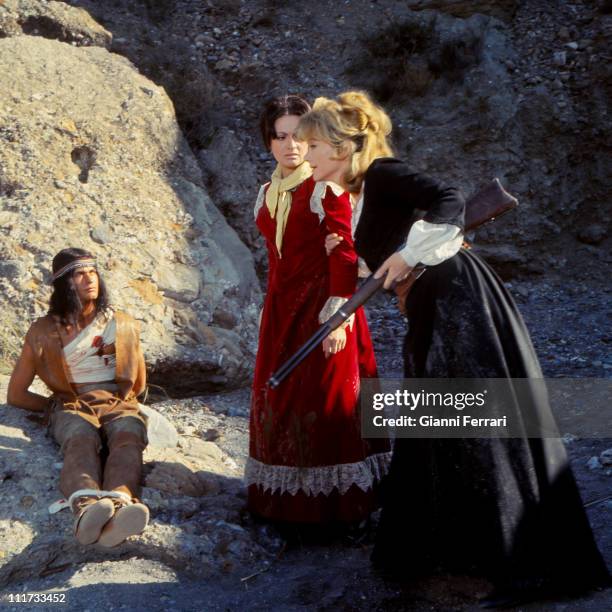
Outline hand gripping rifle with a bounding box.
[267,178,518,389]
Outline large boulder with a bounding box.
[0,34,260,393]
[0,0,112,47]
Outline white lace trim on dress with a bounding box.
[309,181,344,223]
[309,182,326,223]
[253,183,268,219]
[244,451,392,496]
[318,296,354,331]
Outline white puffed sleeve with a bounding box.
[398,220,463,267]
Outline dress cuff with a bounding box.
[318,296,355,331]
[357,257,372,278]
[398,220,463,267]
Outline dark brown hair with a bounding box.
[259,95,311,150]
[49,247,110,326]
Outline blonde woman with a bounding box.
[298,92,610,607]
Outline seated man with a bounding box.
[7,247,149,547]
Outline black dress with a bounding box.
[355,158,610,593]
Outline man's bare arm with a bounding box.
[6,341,50,412]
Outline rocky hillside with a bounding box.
[0,0,609,389]
[0,1,261,394]
[64,0,611,280]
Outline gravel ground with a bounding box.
[1,272,609,611]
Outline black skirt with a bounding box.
[372,248,610,592]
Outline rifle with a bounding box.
[267,178,518,389]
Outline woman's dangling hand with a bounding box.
[322,327,347,358]
[324,233,343,255]
[374,253,413,290]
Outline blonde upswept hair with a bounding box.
[296,91,394,193]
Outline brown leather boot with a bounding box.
[98,430,149,546]
[60,434,102,498]
[97,501,149,548]
[72,497,115,545]
[102,430,145,498]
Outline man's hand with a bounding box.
[322,327,347,358]
[324,233,343,256]
[374,253,414,290]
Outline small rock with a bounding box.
[600,449,612,466]
[179,438,224,464]
[139,404,179,448]
[553,51,567,66]
[90,224,113,244]
[215,59,234,71]
[587,456,602,470]
[516,286,530,298]
[203,428,221,442]
[577,224,607,245]
[565,42,579,51]
[558,26,570,40]
[20,495,35,508]
[146,459,220,497]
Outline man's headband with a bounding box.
[50,258,97,284]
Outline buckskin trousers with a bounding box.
[49,387,148,500]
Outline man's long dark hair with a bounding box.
[49,248,110,326]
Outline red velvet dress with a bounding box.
[246,176,391,524]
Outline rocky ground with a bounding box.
[0,0,610,609]
[0,274,610,611]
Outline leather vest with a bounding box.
[25,310,146,401]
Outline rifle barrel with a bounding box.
[267,275,385,388]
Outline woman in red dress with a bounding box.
[246,95,390,528]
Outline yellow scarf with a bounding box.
[266,162,313,256]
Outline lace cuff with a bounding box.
[357,257,372,278]
[318,296,354,331]
[399,220,463,267]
